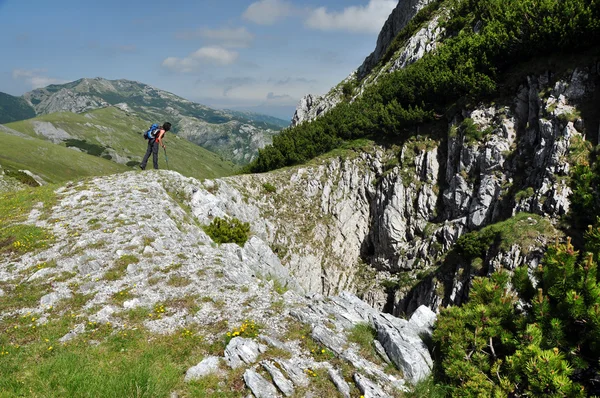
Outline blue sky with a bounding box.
[0,0,396,119]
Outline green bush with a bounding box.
[434,231,600,396]
[64,139,107,157]
[4,169,39,187]
[262,182,277,193]
[203,217,250,246]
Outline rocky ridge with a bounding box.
[1,170,435,396]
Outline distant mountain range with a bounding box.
[1,78,289,164]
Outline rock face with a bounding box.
[24,88,109,115]
[217,66,595,315]
[291,73,355,127]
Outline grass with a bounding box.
[5,107,237,181]
[455,212,559,260]
[0,281,53,313]
[167,275,192,287]
[0,315,233,397]
[0,130,128,185]
[348,323,379,363]
[403,376,450,398]
[0,184,57,255]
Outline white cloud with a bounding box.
[193,47,239,64]
[243,0,294,25]
[162,46,239,73]
[305,0,396,33]
[12,69,67,89]
[177,27,254,48]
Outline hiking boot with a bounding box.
[139,165,145,170]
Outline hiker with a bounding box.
[140,122,171,170]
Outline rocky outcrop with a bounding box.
[228,67,595,315]
[0,170,434,395]
[388,16,443,73]
[24,88,109,115]
[291,73,355,127]
[358,0,436,79]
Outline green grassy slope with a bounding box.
[5,107,237,180]
[0,92,36,124]
[0,131,128,183]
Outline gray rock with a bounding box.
[262,361,294,397]
[59,323,85,343]
[310,324,346,355]
[184,356,221,382]
[224,337,267,369]
[408,305,437,338]
[359,0,436,78]
[353,373,391,398]
[373,313,432,384]
[277,360,310,388]
[328,368,351,398]
[373,340,392,365]
[243,369,280,398]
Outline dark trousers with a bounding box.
[140,139,159,169]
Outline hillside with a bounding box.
[253,0,600,172]
[16,78,286,165]
[0,92,35,124]
[0,170,435,397]
[4,107,237,181]
[0,129,128,185]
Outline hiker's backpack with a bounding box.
[143,123,160,140]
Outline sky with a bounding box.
[0,0,397,120]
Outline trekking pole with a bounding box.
[163,146,170,170]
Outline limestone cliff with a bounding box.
[228,64,596,316]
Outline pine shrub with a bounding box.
[203,217,250,246]
[434,231,600,396]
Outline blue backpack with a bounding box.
[143,123,160,140]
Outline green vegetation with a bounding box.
[0,316,235,397]
[248,0,600,173]
[0,92,35,124]
[3,168,39,187]
[5,107,237,181]
[203,217,251,246]
[454,213,557,261]
[0,185,57,255]
[569,148,600,232]
[348,323,380,363]
[434,229,600,396]
[224,320,260,344]
[262,182,277,193]
[0,130,128,184]
[103,255,139,281]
